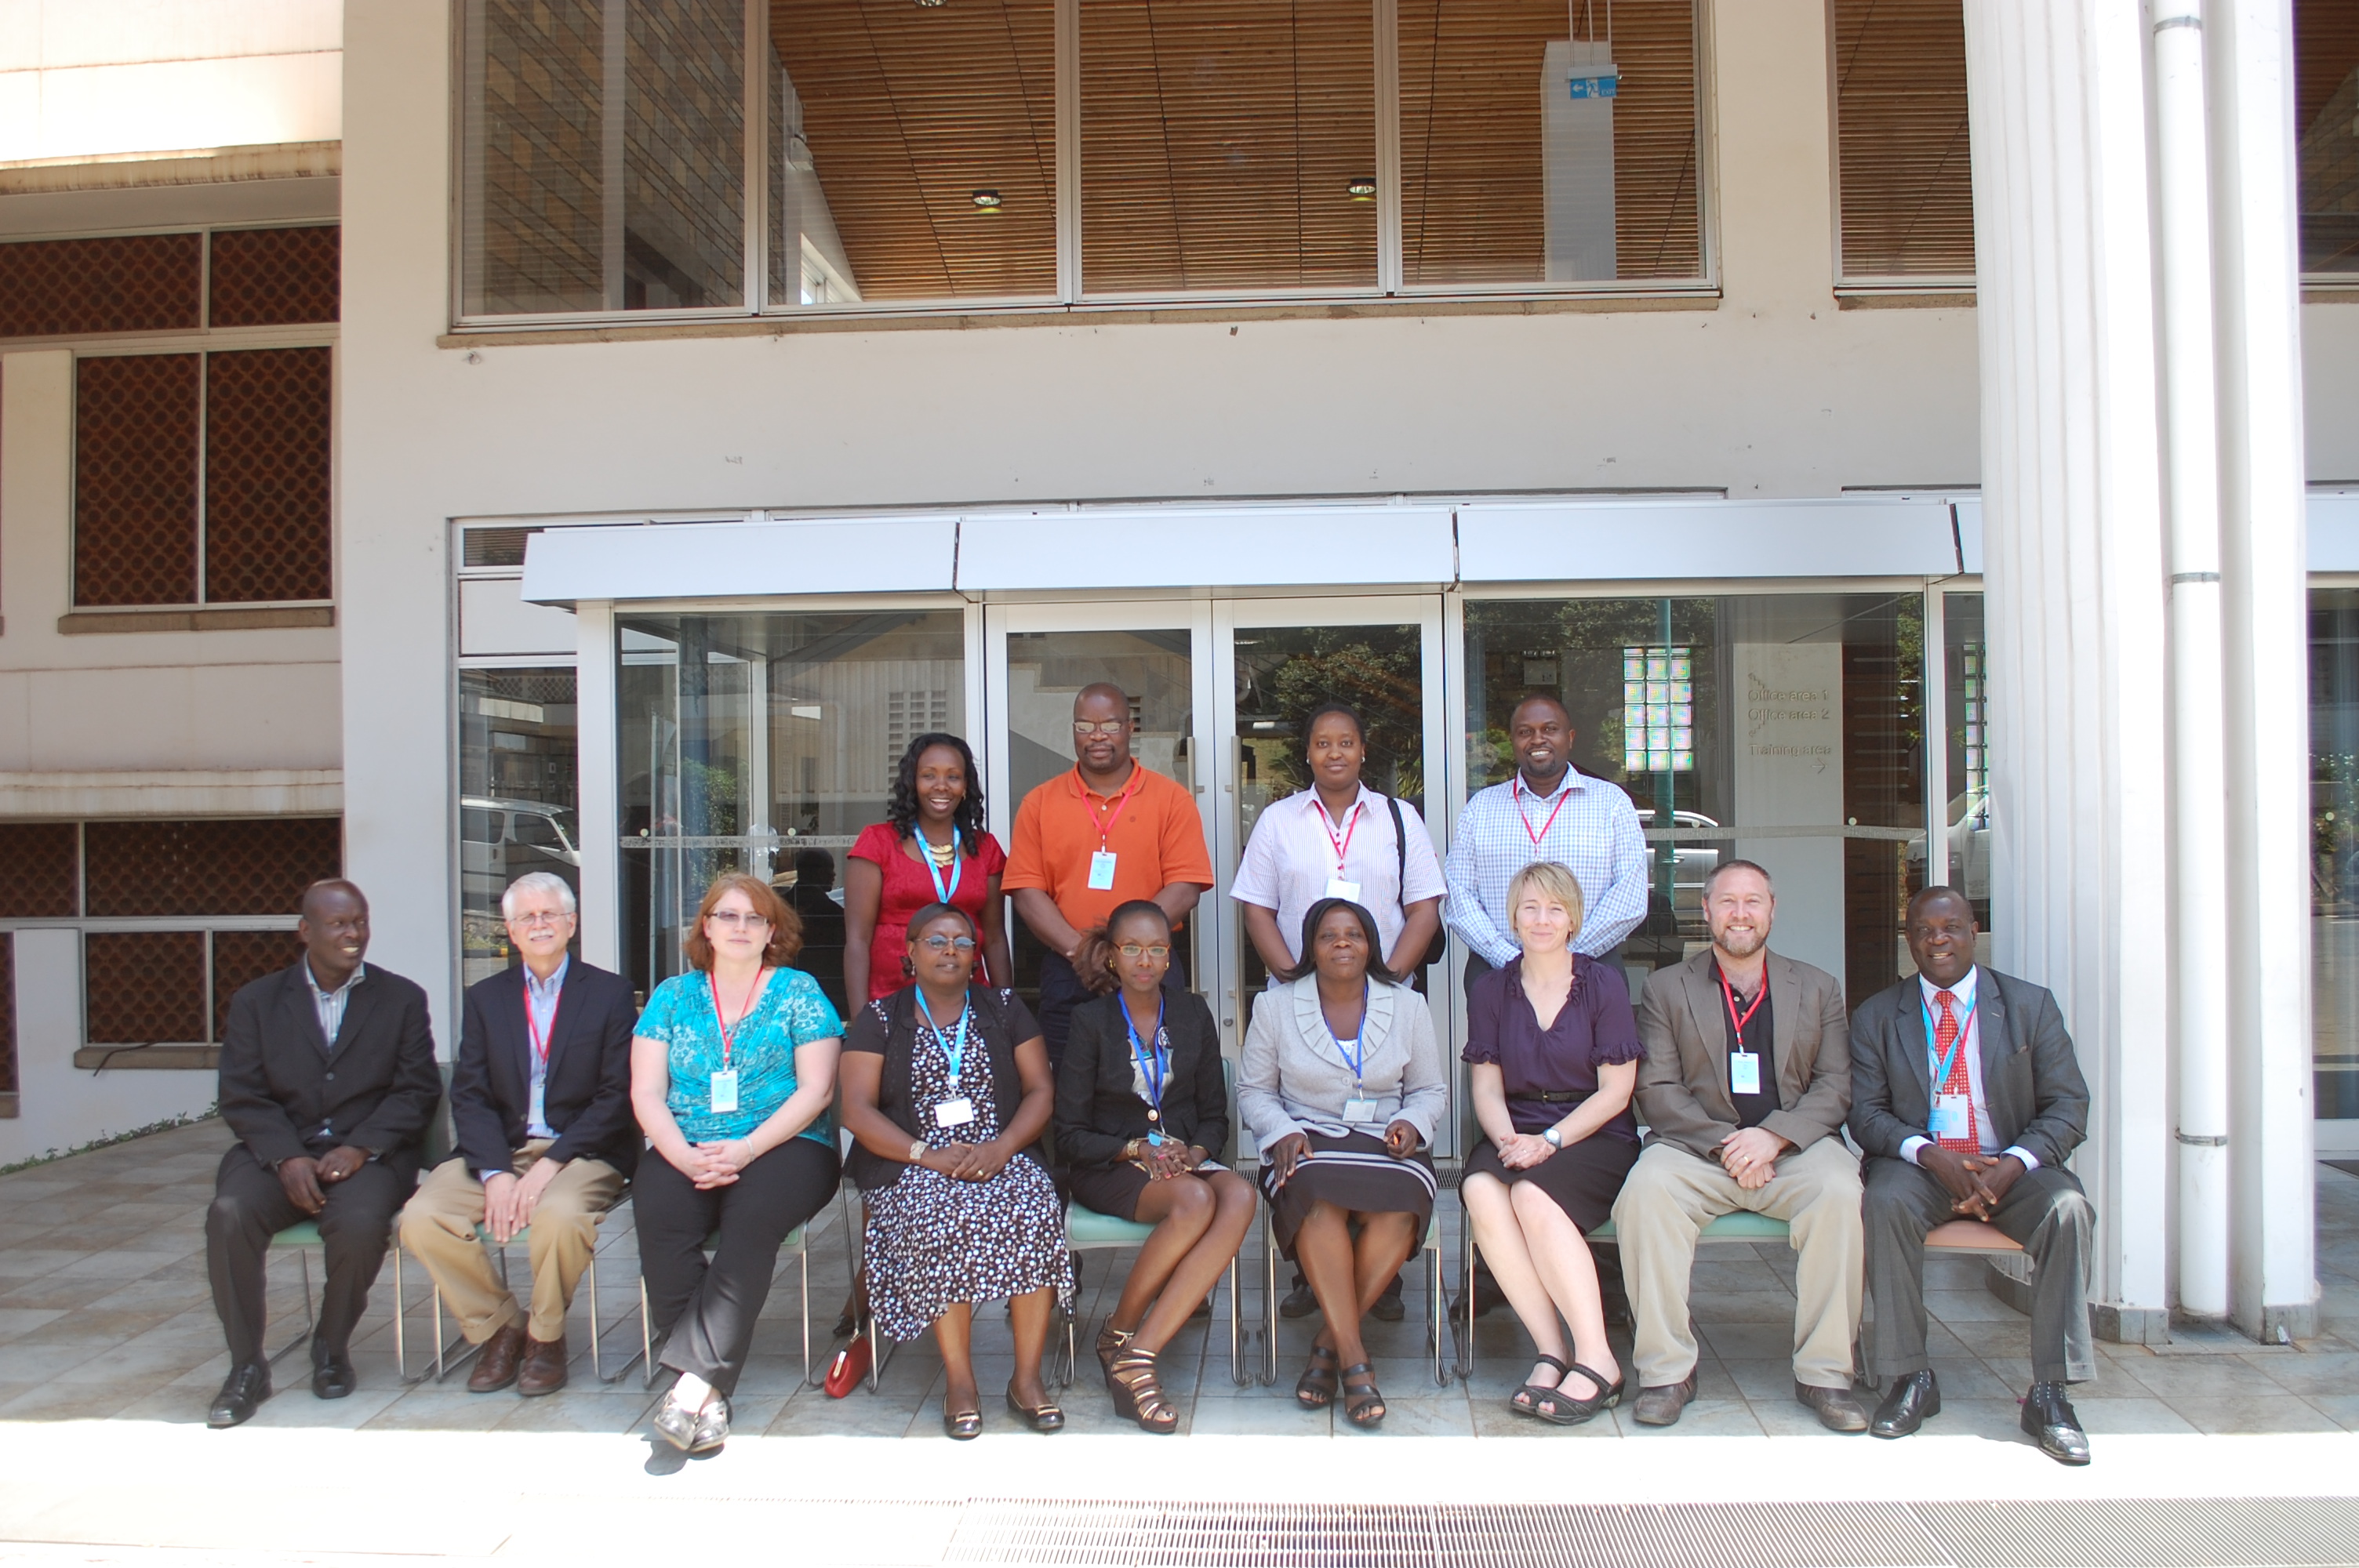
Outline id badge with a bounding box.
[1325,877,1362,902]
[1728,1050,1761,1096]
[1342,1097,1381,1123]
[708,1070,740,1115]
[1088,850,1118,891]
[1930,1093,1970,1138]
[934,1097,976,1130]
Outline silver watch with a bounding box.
[1541,1125,1564,1149]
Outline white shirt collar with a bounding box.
[1512,769,1582,803]
[1298,782,1377,823]
[523,956,569,1000]
[1918,966,1977,1011]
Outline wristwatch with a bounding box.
[1541,1126,1565,1149]
[907,1138,927,1163]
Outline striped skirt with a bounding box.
[1257,1130,1438,1261]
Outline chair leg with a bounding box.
[640,1275,655,1392]
[1459,1216,1477,1383]
[1229,1252,1249,1388]
[798,1239,811,1392]
[394,1241,409,1383]
[265,1246,318,1366]
[1429,1239,1448,1388]
[587,1248,602,1383]
[1262,1210,1279,1388]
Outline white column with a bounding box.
[576,600,620,972]
[2208,0,2317,1341]
[1963,0,2172,1341]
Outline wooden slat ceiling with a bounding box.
[2296,0,2359,274]
[1834,0,1973,278]
[775,0,1700,298]
[1398,0,1700,284]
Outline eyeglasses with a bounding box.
[706,910,772,930]
[1117,943,1171,961]
[916,934,977,953]
[507,912,572,931]
[1071,720,1129,736]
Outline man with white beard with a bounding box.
[1610,860,1868,1431]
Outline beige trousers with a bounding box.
[1611,1135,1863,1389]
[398,1142,625,1344]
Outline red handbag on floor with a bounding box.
[823,1335,871,1399]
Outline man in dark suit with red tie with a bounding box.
[1849,886,2095,1465]
[207,879,441,1427]
[398,872,639,1397]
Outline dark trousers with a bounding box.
[636,1135,839,1396]
[207,1142,407,1365]
[1863,1154,2095,1385]
[1038,947,1190,1073]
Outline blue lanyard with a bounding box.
[1325,982,1371,1088]
[1121,995,1169,1105]
[915,990,971,1083]
[919,832,961,906]
[1921,987,1978,1091]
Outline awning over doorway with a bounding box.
[1459,497,1961,581]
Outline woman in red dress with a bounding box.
[844,731,1013,1004]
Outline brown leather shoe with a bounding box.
[467,1323,528,1393]
[1794,1381,1870,1432]
[518,1333,569,1397]
[1629,1370,1698,1427]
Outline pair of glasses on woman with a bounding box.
[707,909,772,930]
[1117,943,1171,960]
[916,934,977,953]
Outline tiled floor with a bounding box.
[0,1119,2353,1446]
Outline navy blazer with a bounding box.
[1846,966,2089,1172]
[217,961,442,1179]
[449,959,640,1179]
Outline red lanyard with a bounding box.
[1080,766,1145,849]
[1513,775,1572,848]
[708,968,764,1071]
[1717,967,1767,1048]
[523,978,560,1066]
[1318,797,1362,873]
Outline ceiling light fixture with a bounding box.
[915,0,947,7]
[1345,176,1378,201]
[971,189,1003,211]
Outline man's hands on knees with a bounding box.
[1955,1153,2025,1219]
[1919,1144,1986,1210]
[278,1156,327,1214]
[1717,1127,1788,1191]
[482,1160,564,1243]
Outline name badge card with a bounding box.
[1325,877,1362,902]
[709,1070,740,1115]
[934,1097,976,1130]
[1341,1097,1381,1123]
[1930,1093,1971,1138]
[1728,1051,1761,1096]
[1088,850,1118,891]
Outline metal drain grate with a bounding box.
[940,1497,2359,1568]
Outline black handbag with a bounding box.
[1386,794,1450,971]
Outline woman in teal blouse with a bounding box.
[631,871,842,1454]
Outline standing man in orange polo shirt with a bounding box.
[1004,681,1215,1068]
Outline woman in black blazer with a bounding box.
[1054,900,1256,1433]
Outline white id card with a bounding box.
[1088,850,1118,891]
[1342,1098,1381,1123]
[933,1097,976,1130]
[1325,877,1362,902]
[1728,1050,1761,1096]
[1929,1093,1971,1138]
[709,1070,739,1115]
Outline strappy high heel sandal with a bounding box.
[1531,1361,1623,1426]
[1096,1322,1134,1388]
[1107,1345,1180,1434]
[1295,1343,1340,1409]
[1339,1362,1386,1428]
[1510,1353,1571,1417]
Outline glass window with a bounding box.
[1939,590,1991,935]
[1397,0,1703,286]
[460,669,583,989]
[1830,0,1973,281]
[2299,5,2359,276]
[460,0,746,315]
[1465,593,1925,1004]
[620,610,966,1010]
[769,0,1057,306]
[2311,590,2359,1120]
[1080,0,1377,295]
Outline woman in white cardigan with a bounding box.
[1238,898,1447,1428]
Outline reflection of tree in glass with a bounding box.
[1467,599,1717,789]
[1240,630,1423,802]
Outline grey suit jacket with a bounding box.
[1846,966,2088,1171]
[1634,948,1852,1160]
[1237,975,1447,1158]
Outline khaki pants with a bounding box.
[398,1142,625,1345]
[1612,1136,1863,1390]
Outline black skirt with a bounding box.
[1067,1156,1230,1222]
[1257,1130,1438,1261]
[1461,1134,1639,1233]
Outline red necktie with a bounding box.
[1933,989,1979,1152]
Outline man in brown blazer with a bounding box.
[1612,860,1868,1430]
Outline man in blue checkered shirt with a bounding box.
[1443,694,1651,985]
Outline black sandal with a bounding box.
[1005,1385,1065,1432]
[1295,1344,1340,1409]
[943,1403,983,1439]
[1510,1353,1571,1417]
[1107,1345,1180,1434]
[1531,1361,1623,1426]
[1340,1361,1386,1427]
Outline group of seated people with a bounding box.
[198,691,2097,1468]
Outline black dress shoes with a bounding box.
[312,1348,356,1400]
[2021,1380,2092,1465]
[1870,1369,1941,1438]
[207,1363,271,1428]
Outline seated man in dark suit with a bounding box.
[207,879,441,1428]
[1849,885,2095,1465]
[398,872,638,1396]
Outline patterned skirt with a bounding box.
[1257,1130,1438,1261]
[864,1152,1074,1342]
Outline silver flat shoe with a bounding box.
[651,1389,703,1452]
[688,1395,730,1454]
